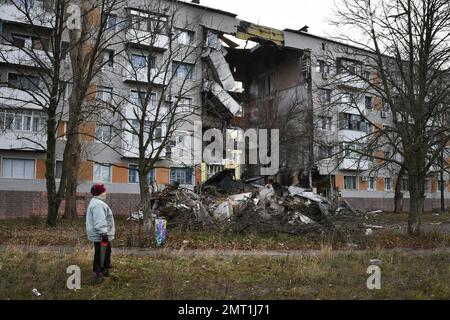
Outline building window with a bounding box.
[176,97,193,114]
[316,60,331,77]
[365,96,374,110]
[55,161,63,179]
[319,146,333,160]
[8,73,40,91]
[131,54,153,69]
[2,158,35,179]
[96,86,113,102]
[172,61,193,80]
[344,176,358,190]
[129,9,168,32]
[368,177,375,190]
[105,14,117,31]
[0,109,46,132]
[128,165,156,184]
[401,178,409,192]
[61,41,70,60]
[101,50,114,67]
[319,89,332,103]
[170,167,193,185]
[95,124,113,143]
[424,179,431,193]
[339,113,369,132]
[131,120,162,144]
[337,58,362,75]
[94,163,111,182]
[385,177,392,191]
[319,116,332,131]
[174,28,195,45]
[130,91,156,108]
[438,180,446,192]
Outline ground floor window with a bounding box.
[344,176,357,190]
[128,165,156,184]
[1,158,35,179]
[170,167,193,185]
[94,163,111,183]
[368,177,375,190]
[385,177,392,191]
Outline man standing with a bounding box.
[86,184,115,279]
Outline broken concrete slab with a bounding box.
[208,49,236,91]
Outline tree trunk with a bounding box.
[139,171,151,219]
[63,120,81,219]
[440,154,446,213]
[46,117,58,226]
[394,166,405,214]
[408,173,424,235]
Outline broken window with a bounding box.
[206,30,222,50]
[174,28,195,45]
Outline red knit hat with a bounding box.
[91,184,106,197]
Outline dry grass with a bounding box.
[1,215,450,251]
[1,248,449,300]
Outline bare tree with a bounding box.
[327,0,450,234]
[62,0,126,219]
[93,1,206,220]
[0,0,126,224]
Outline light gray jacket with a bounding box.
[86,196,115,242]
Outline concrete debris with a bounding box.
[145,169,368,236]
[32,289,42,297]
[367,210,384,215]
[213,201,234,221]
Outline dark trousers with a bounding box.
[93,241,112,274]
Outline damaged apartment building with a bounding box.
[0,0,448,217]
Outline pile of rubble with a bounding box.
[145,171,364,236]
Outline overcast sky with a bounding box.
[199,0,338,37]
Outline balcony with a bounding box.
[0,86,45,110]
[339,158,370,171]
[125,30,169,51]
[122,65,166,85]
[335,73,367,90]
[0,44,52,68]
[0,3,53,27]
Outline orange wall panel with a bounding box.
[335,175,344,191]
[80,122,96,142]
[431,179,438,193]
[78,161,93,181]
[376,177,385,192]
[374,97,382,111]
[156,168,170,185]
[36,159,46,180]
[359,179,368,191]
[112,164,129,184]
